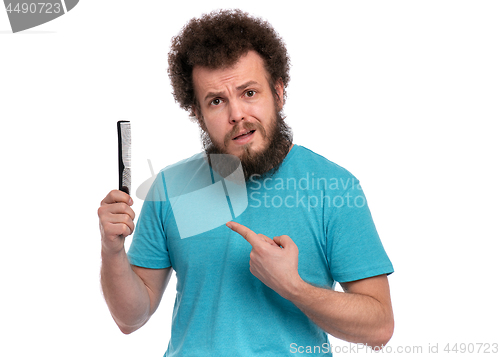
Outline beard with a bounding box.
[200,107,293,181]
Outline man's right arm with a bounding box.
[98,190,171,334]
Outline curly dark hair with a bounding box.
[168,9,290,118]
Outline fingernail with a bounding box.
[226,222,233,229]
[129,197,133,205]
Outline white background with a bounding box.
[1,1,499,356]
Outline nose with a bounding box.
[228,100,245,124]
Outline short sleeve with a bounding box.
[127,172,172,269]
[326,179,393,283]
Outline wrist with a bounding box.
[101,243,126,261]
[284,275,310,304]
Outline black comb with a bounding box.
[117,121,131,194]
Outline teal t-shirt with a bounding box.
[127,145,394,356]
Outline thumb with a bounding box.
[273,235,295,249]
[260,234,280,247]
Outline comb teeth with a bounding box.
[120,122,131,168]
[118,121,131,194]
[121,168,131,194]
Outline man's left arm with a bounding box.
[227,222,394,349]
[290,274,394,349]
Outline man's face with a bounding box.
[192,51,284,160]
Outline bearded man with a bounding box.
[99,9,394,357]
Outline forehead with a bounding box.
[192,51,270,96]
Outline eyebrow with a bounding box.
[203,81,259,102]
[237,81,258,91]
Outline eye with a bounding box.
[210,98,222,106]
[245,90,256,98]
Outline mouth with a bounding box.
[232,129,256,141]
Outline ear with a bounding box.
[192,105,207,130]
[191,105,199,119]
[274,78,285,110]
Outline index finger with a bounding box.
[226,221,259,246]
[101,189,134,206]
